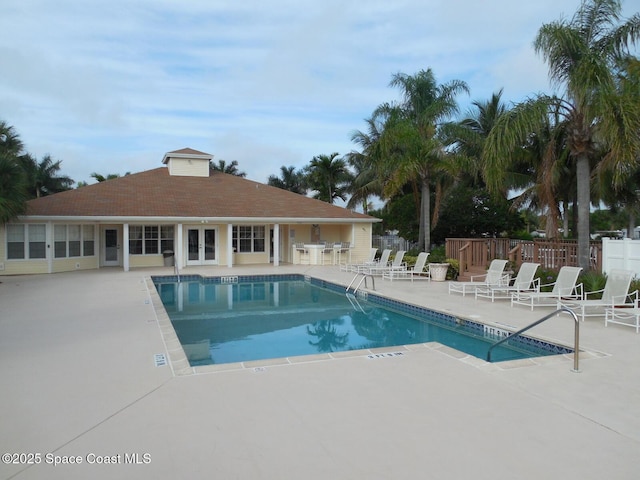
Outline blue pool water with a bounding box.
[152,275,572,366]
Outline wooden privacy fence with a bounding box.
[446,238,602,279]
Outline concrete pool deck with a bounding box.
[1,265,638,479]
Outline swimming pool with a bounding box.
[152,274,572,366]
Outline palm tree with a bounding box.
[0,121,28,222]
[484,0,640,269]
[305,153,351,204]
[210,159,247,177]
[376,69,469,250]
[508,103,571,239]
[90,172,130,182]
[0,121,24,157]
[18,154,74,198]
[345,114,386,213]
[453,89,509,188]
[597,56,640,236]
[267,165,308,194]
[0,153,27,223]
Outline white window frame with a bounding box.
[232,225,266,253]
[129,225,174,256]
[6,224,47,260]
[53,224,96,258]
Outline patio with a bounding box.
[1,265,638,479]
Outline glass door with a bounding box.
[104,228,120,266]
[186,227,217,265]
[188,229,199,262]
[204,229,216,261]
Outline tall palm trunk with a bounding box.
[421,178,431,251]
[576,154,591,270]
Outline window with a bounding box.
[68,225,81,257]
[54,225,67,258]
[232,225,266,253]
[129,226,143,254]
[6,224,47,260]
[83,225,95,256]
[144,226,159,254]
[129,225,174,255]
[7,224,26,259]
[160,226,174,253]
[28,225,46,259]
[52,225,96,258]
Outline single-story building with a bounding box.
[0,148,379,275]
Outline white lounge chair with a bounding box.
[559,268,637,322]
[605,298,640,333]
[359,249,392,275]
[383,252,430,281]
[448,259,510,296]
[340,247,377,272]
[511,266,583,310]
[368,250,406,276]
[475,262,540,302]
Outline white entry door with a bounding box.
[186,227,217,265]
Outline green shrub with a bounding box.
[579,271,607,299]
[445,258,459,280]
[534,268,559,292]
[428,245,446,263]
[403,255,418,268]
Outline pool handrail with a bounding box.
[486,307,580,372]
[346,273,375,294]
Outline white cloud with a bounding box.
[1,0,638,185]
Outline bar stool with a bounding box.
[320,242,334,265]
[338,242,352,265]
[331,243,342,265]
[295,242,309,264]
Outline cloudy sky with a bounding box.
[1,0,638,187]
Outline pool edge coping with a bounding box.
[145,274,607,377]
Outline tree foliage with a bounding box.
[305,152,352,204]
[267,165,308,195]
[485,0,640,269]
[210,159,247,177]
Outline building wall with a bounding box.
[130,255,165,268]
[52,257,99,273]
[234,252,270,265]
[1,221,376,274]
[166,157,209,177]
[351,224,373,263]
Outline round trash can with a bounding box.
[163,250,174,267]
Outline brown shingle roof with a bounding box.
[25,168,374,221]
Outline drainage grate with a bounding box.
[154,353,167,367]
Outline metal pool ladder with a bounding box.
[346,273,375,294]
[345,292,372,314]
[486,307,580,372]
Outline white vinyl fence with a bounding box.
[602,238,640,277]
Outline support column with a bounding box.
[273,223,280,266]
[176,223,183,269]
[228,224,234,268]
[123,223,130,272]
